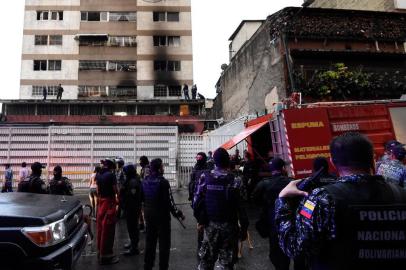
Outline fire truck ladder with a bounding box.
[270,115,284,159]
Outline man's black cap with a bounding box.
[385,140,404,151]
[31,162,45,171]
[269,158,286,172]
[391,145,406,160]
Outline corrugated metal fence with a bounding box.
[176,134,246,187]
[0,126,178,188]
[0,126,247,191]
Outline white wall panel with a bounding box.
[23,35,79,55]
[21,60,78,80]
[24,11,81,30]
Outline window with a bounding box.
[79,60,107,71]
[78,86,107,97]
[154,61,167,71]
[168,61,181,71]
[154,61,181,71]
[109,12,136,22]
[154,85,167,97]
[168,36,181,47]
[153,12,166,22]
[37,10,63,21]
[49,35,62,45]
[32,86,58,96]
[33,60,47,71]
[153,36,167,47]
[169,85,181,96]
[109,36,137,47]
[48,60,62,71]
[138,105,155,115]
[167,12,180,22]
[35,35,48,45]
[81,11,108,21]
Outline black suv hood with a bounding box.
[0,193,81,227]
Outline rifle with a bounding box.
[296,168,324,192]
[169,189,187,229]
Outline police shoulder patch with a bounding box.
[300,200,316,219]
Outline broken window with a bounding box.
[78,85,107,97]
[153,36,167,47]
[168,61,181,71]
[81,11,102,21]
[109,12,137,22]
[167,12,180,22]
[35,35,48,45]
[79,60,107,71]
[109,87,137,97]
[154,85,167,97]
[168,36,181,47]
[108,36,137,47]
[153,12,166,22]
[154,61,167,71]
[48,60,62,71]
[37,11,48,20]
[169,85,182,96]
[49,35,62,45]
[33,60,47,71]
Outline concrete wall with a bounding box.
[310,0,396,11]
[230,22,263,60]
[219,22,287,121]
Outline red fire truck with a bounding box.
[222,100,406,178]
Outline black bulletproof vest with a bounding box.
[205,173,236,223]
[313,176,406,270]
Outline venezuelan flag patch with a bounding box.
[300,200,316,219]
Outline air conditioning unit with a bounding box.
[107,62,116,71]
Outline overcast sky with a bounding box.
[0,0,302,100]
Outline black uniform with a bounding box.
[18,175,48,194]
[123,170,142,252]
[142,173,182,270]
[189,163,209,201]
[49,176,73,195]
[276,175,406,270]
[253,173,299,270]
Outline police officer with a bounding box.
[275,132,406,270]
[311,157,337,185]
[139,156,150,180]
[96,158,119,265]
[253,158,301,270]
[122,164,142,256]
[17,162,48,194]
[377,144,406,188]
[376,139,404,170]
[189,152,209,201]
[49,165,74,196]
[189,152,210,260]
[194,148,248,270]
[142,158,185,270]
[2,164,13,192]
[115,157,125,218]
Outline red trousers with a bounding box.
[97,198,117,257]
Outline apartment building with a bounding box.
[20,0,193,101]
[308,0,406,11]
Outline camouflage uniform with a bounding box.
[376,159,406,188]
[198,222,238,270]
[275,175,406,270]
[194,169,247,270]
